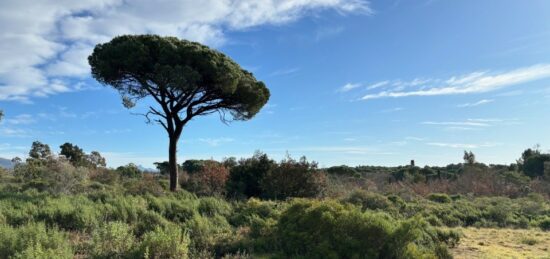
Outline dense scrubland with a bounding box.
[0,141,549,258]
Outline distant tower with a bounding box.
[410,160,415,167]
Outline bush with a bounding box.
[14,159,87,194]
[198,197,232,217]
[0,222,72,258]
[276,199,448,258]
[124,174,165,196]
[260,156,327,200]
[116,163,142,178]
[36,196,100,231]
[139,226,190,259]
[90,221,135,258]
[344,190,394,211]
[184,214,232,253]
[326,165,358,177]
[539,218,550,231]
[184,161,229,196]
[226,152,276,199]
[428,193,452,203]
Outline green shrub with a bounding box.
[344,190,394,211]
[427,193,452,203]
[102,195,148,223]
[198,197,232,217]
[134,210,171,237]
[276,199,448,258]
[229,198,282,227]
[184,214,232,253]
[226,152,276,199]
[183,161,229,196]
[36,196,100,231]
[0,222,72,258]
[260,156,327,200]
[90,221,135,258]
[139,226,190,259]
[538,218,550,231]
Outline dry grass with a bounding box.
[451,228,550,259]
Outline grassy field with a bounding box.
[451,228,550,259]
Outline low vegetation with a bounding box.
[0,142,549,258]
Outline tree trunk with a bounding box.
[168,136,179,191]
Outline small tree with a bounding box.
[183,160,229,196]
[116,163,142,178]
[463,151,476,165]
[28,141,53,162]
[86,151,107,168]
[89,35,270,191]
[60,142,85,166]
[226,152,276,198]
[261,156,327,200]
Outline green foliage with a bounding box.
[198,197,232,217]
[428,193,452,203]
[326,165,359,177]
[90,221,135,258]
[88,35,270,121]
[0,223,72,259]
[226,152,275,198]
[14,159,87,194]
[140,227,190,259]
[116,163,142,178]
[344,190,395,212]
[260,156,327,200]
[464,150,476,164]
[538,218,550,231]
[28,141,52,162]
[275,199,448,258]
[184,161,230,196]
[523,154,550,178]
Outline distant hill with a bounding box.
[137,165,159,173]
[0,158,14,169]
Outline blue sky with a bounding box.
[1,0,550,168]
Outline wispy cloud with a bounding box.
[338,82,362,92]
[284,146,395,155]
[422,118,518,131]
[5,114,35,125]
[366,80,390,90]
[198,137,235,147]
[270,67,300,76]
[457,99,494,108]
[422,120,491,127]
[381,107,404,113]
[427,142,499,149]
[361,64,550,100]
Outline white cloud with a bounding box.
[422,120,491,127]
[270,67,300,76]
[362,64,550,100]
[381,107,403,113]
[198,137,235,147]
[366,80,389,90]
[338,82,362,92]
[284,146,394,155]
[457,99,494,108]
[422,118,517,131]
[427,142,498,149]
[0,0,370,102]
[5,114,36,125]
